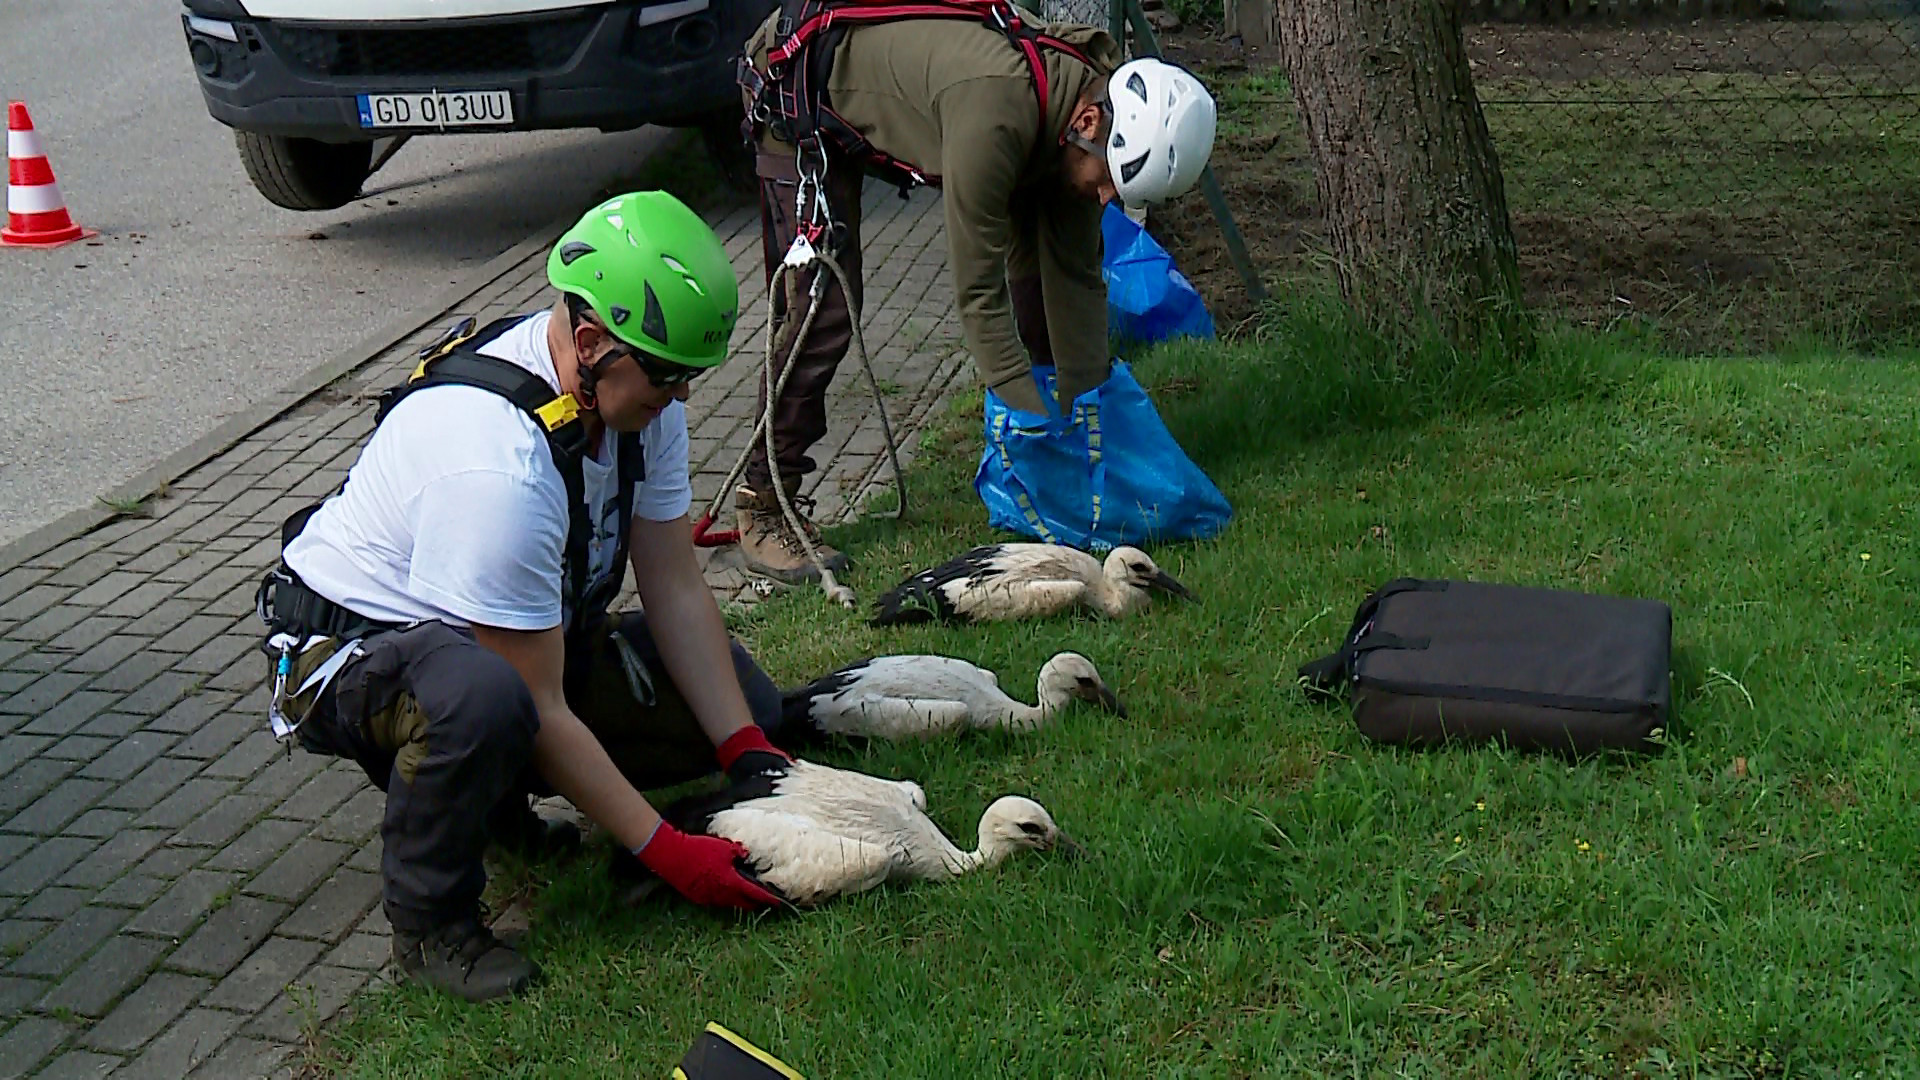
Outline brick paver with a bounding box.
[0,180,965,1075]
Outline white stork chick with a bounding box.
[869,543,1196,626]
[683,760,1079,907]
[782,651,1126,741]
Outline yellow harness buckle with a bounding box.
[535,395,580,432]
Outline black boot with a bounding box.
[486,795,582,862]
[391,914,540,1003]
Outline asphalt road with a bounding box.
[0,0,680,548]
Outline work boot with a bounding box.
[735,481,850,585]
[486,794,582,863]
[391,914,540,1003]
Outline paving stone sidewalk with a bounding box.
[0,181,963,1079]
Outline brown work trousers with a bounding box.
[748,146,1060,491]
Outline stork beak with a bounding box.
[1050,831,1085,861]
[1148,569,1197,603]
[1070,683,1128,718]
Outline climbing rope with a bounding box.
[691,202,908,610]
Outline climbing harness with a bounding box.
[255,315,645,735]
[689,145,908,610]
[610,627,658,708]
[739,0,1095,198]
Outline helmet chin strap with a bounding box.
[573,335,629,412]
[574,361,601,411]
[1063,98,1111,157]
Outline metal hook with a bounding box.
[791,140,837,248]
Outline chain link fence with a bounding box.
[1034,0,1115,27]
[1027,1,1917,347]
[1460,1,1920,346]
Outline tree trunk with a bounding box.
[1271,0,1529,347]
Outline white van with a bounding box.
[179,0,773,209]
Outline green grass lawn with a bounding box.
[322,320,1919,1077]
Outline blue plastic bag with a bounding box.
[973,362,1232,552]
[1102,202,1216,345]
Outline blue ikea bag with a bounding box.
[1102,202,1216,345]
[973,362,1232,552]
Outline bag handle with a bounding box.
[1297,579,1447,693]
[1079,395,1106,547]
[986,407,1063,546]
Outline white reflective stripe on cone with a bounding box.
[8,183,66,215]
[7,129,46,160]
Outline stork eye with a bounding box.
[1017,821,1046,837]
[1075,677,1096,687]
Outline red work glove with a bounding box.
[635,822,782,910]
[715,725,792,788]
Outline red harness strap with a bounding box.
[749,0,1095,195]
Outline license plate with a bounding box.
[356,90,513,129]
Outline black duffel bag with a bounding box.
[1299,578,1673,756]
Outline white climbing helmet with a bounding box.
[1105,58,1217,207]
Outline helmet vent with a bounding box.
[609,305,631,326]
[557,241,595,266]
[641,282,669,346]
[661,253,707,296]
[1126,72,1147,100]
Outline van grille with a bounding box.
[261,9,597,78]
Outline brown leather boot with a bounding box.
[735,481,850,585]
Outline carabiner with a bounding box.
[267,640,296,741]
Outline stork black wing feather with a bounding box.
[658,762,791,835]
[867,545,1009,626]
[776,658,880,744]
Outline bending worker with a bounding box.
[730,0,1218,583]
[254,193,796,1003]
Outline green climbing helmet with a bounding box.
[546,191,739,369]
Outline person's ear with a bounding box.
[573,317,606,360]
[1072,100,1103,140]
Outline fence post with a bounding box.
[1223,0,1275,50]
[1120,0,1269,303]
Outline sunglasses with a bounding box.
[602,345,707,388]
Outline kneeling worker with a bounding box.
[255,192,795,1003]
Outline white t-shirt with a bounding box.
[285,311,691,632]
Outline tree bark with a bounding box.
[1271,0,1529,347]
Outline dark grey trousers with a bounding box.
[293,611,784,933]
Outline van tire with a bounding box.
[236,132,375,211]
[695,109,756,197]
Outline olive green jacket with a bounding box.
[749,14,1123,411]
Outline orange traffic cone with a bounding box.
[3,102,95,249]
